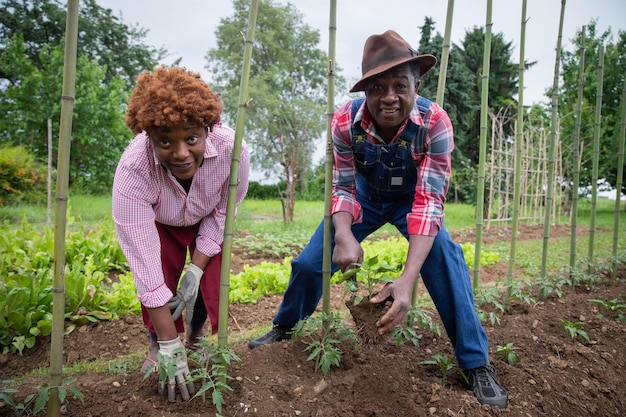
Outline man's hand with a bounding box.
[157,337,196,402]
[169,264,203,325]
[332,234,363,272]
[370,277,415,335]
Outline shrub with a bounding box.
[0,144,48,206]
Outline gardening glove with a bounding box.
[169,263,203,326]
[157,337,196,402]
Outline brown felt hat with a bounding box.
[350,30,437,93]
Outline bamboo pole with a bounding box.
[612,77,626,278]
[473,0,492,290]
[569,26,586,278]
[47,118,52,226]
[436,0,454,106]
[48,1,79,416]
[588,45,604,270]
[541,0,566,281]
[217,0,259,347]
[505,0,527,310]
[322,0,337,316]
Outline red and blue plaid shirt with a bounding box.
[330,95,453,236]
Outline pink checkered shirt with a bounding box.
[112,123,249,307]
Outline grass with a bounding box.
[1,194,624,236]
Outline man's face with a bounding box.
[364,65,418,140]
[148,122,207,180]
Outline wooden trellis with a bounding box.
[486,110,564,227]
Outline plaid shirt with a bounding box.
[112,123,249,308]
[330,95,453,236]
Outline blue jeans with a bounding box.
[273,196,489,369]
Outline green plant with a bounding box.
[390,306,441,347]
[390,322,422,347]
[418,354,467,386]
[339,255,398,305]
[536,272,569,300]
[589,296,626,322]
[560,318,590,342]
[189,338,241,416]
[0,377,83,416]
[496,342,521,365]
[474,286,503,325]
[292,312,358,375]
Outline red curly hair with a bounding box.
[125,65,223,134]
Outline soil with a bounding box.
[1,224,625,417]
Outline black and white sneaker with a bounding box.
[466,364,508,408]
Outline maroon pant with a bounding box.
[141,222,221,335]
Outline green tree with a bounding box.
[417,17,479,203]
[206,0,343,221]
[0,0,164,88]
[0,35,129,193]
[556,20,626,195]
[456,27,522,165]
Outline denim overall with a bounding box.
[274,98,488,369]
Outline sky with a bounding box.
[98,0,625,106]
[96,0,625,187]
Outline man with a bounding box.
[248,30,507,408]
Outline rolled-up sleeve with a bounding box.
[330,101,362,223]
[407,107,453,236]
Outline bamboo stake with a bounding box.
[436,0,454,106]
[505,0,527,311]
[48,1,79,416]
[612,76,626,278]
[47,118,52,226]
[541,0,566,281]
[588,45,604,271]
[217,0,259,347]
[569,26,586,279]
[473,0,492,290]
[322,0,337,316]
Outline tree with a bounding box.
[0,35,129,193]
[0,0,164,88]
[206,0,342,221]
[556,20,626,195]
[455,27,523,165]
[0,0,167,193]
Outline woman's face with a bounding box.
[149,122,207,180]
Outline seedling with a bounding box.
[391,306,441,347]
[189,337,240,415]
[339,255,398,305]
[418,354,467,386]
[0,377,83,417]
[589,297,626,322]
[496,342,521,365]
[292,312,358,375]
[560,318,590,342]
[391,322,422,347]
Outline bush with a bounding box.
[0,144,48,206]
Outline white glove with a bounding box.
[157,337,195,402]
[169,263,203,325]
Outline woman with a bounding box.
[112,65,249,401]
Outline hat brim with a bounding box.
[349,54,437,93]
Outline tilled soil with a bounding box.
[1,225,625,417]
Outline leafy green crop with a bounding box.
[0,217,136,353]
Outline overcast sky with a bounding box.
[98,0,625,106]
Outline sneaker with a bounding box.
[248,325,291,349]
[466,364,508,408]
